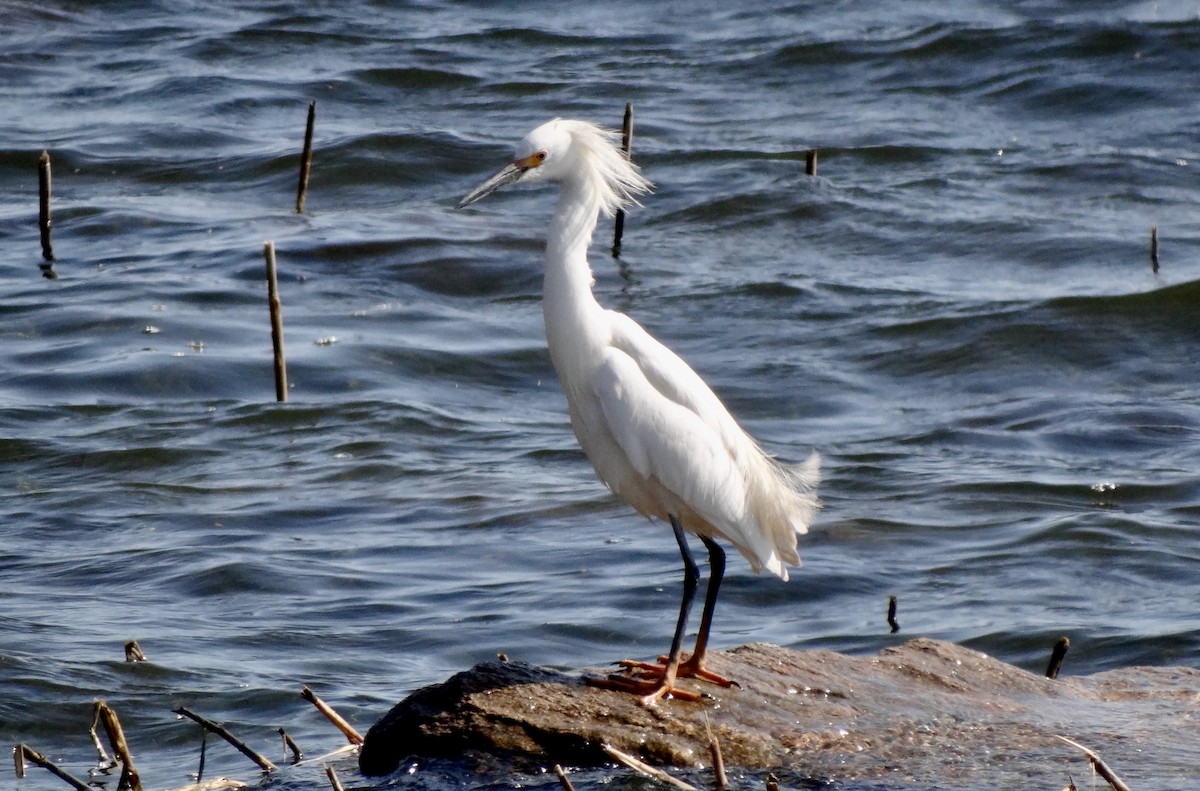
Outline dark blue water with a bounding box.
[2,2,1198,789]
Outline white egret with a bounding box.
[458,119,820,704]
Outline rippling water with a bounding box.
[2,2,1199,790]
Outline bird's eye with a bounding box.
[534,151,547,162]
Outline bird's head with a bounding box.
[457,118,651,217]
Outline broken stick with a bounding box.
[96,699,142,791]
[301,685,363,745]
[173,706,278,773]
[602,744,698,791]
[1055,735,1132,791]
[13,744,92,791]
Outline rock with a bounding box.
[359,638,1200,787]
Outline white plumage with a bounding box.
[459,118,819,703]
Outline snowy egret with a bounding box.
[458,119,820,704]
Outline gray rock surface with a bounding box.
[359,639,1200,787]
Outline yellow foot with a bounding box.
[618,655,735,688]
[584,672,704,705]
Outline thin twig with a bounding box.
[38,150,54,261]
[703,713,727,789]
[96,700,142,791]
[173,706,278,773]
[197,728,207,783]
[13,743,92,791]
[89,700,116,769]
[301,686,363,745]
[602,744,698,791]
[1054,735,1132,791]
[278,727,303,762]
[296,101,316,213]
[611,101,633,258]
[805,149,818,176]
[886,595,900,633]
[553,764,576,791]
[263,241,288,402]
[1150,224,1160,274]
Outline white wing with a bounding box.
[590,314,753,538]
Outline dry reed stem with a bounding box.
[553,764,576,791]
[611,101,633,258]
[173,706,278,774]
[296,101,316,213]
[13,743,92,791]
[96,700,142,791]
[1055,735,1132,791]
[301,686,364,745]
[602,744,698,791]
[278,727,303,762]
[38,150,54,261]
[263,241,288,402]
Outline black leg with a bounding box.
[661,513,700,683]
[690,535,726,662]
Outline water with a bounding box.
[2,1,1198,789]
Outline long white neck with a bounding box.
[543,175,605,386]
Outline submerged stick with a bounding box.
[38,150,54,261]
[887,595,900,633]
[553,764,576,791]
[602,744,697,791]
[124,640,147,662]
[89,701,116,769]
[704,714,728,790]
[13,744,92,791]
[301,686,363,745]
[263,241,288,402]
[806,149,818,176]
[324,765,345,791]
[197,729,208,784]
[279,728,303,762]
[1055,735,1131,791]
[1150,224,1160,274]
[173,706,278,773]
[296,101,316,213]
[1045,636,1069,679]
[611,102,633,258]
[96,700,142,791]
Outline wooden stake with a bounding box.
[1045,636,1070,679]
[89,700,116,769]
[173,706,278,773]
[611,102,633,258]
[553,764,576,791]
[263,241,288,402]
[296,101,316,213]
[13,744,92,791]
[38,150,54,261]
[886,595,900,633]
[806,149,818,176]
[1150,224,1160,274]
[301,686,363,745]
[1055,735,1132,791]
[95,701,142,791]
